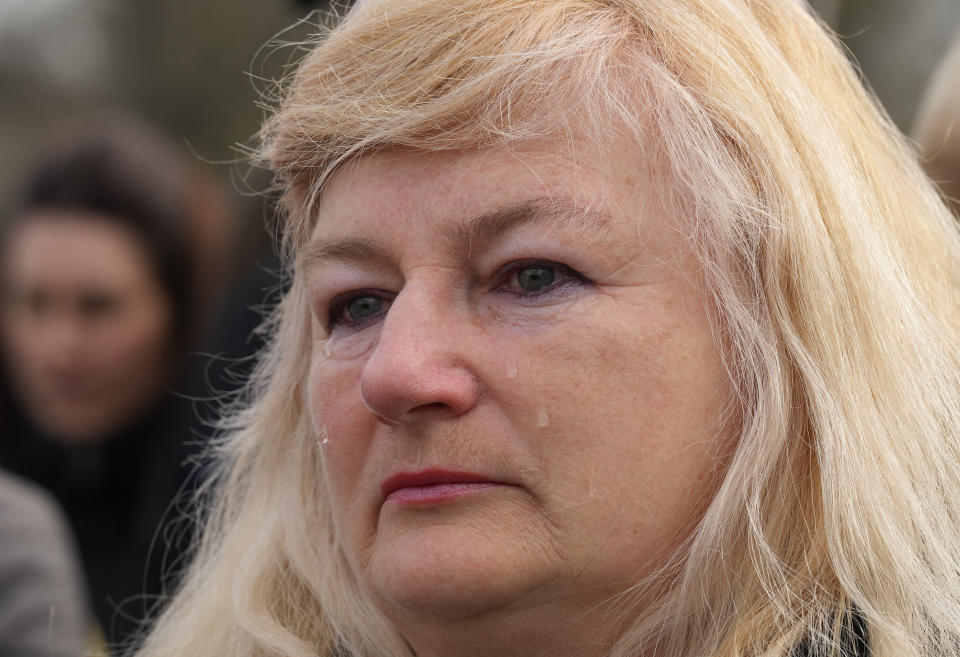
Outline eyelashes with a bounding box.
[327,290,394,331]
[494,259,585,299]
[324,260,587,332]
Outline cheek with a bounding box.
[509,288,731,558]
[0,315,38,373]
[308,352,375,531]
[309,350,364,444]
[508,301,711,442]
[98,302,171,376]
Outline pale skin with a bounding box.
[1,212,173,442]
[303,133,734,657]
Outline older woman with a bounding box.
[136,1,960,656]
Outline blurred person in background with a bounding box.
[914,30,960,218]
[0,113,220,653]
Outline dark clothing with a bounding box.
[793,610,869,657]
[0,397,200,653]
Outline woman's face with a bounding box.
[304,134,734,651]
[1,212,173,442]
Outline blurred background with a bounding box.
[0,0,322,196]
[0,2,330,654]
[1,0,959,195]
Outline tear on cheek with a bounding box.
[322,331,379,360]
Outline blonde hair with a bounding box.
[135,1,960,656]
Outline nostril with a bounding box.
[402,400,464,420]
[360,340,480,421]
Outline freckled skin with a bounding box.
[305,136,734,657]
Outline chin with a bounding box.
[36,408,112,444]
[364,524,555,622]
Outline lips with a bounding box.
[381,469,504,504]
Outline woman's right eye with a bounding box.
[328,292,392,330]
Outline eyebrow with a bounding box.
[298,197,611,274]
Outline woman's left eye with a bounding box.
[496,260,585,298]
[326,291,393,331]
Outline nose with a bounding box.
[359,284,479,424]
[35,305,86,363]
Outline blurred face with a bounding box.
[304,135,734,655]
[1,212,173,442]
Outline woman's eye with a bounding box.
[328,293,391,330]
[516,266,556,292]
[346,296,385,320]
[79,292,121,318]
[499,261,585,298]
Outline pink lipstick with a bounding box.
[381,469,501,505]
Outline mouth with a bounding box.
[44,376,101,404]
[381,469,506,505]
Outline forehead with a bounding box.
[297,134,695,283]
[318,144,587,219]
[303,135,662,259]
[3,211,153,288]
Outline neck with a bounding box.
[392,596,630,657]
